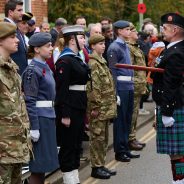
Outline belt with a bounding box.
[69,85,87,91]
[117,76,133,81]
[36,101,54,107]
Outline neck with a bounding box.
[93,50,102,57]
[0,48,10,61]
[69,45,78,54]
[170,35,184,43]
[34,54,46,62]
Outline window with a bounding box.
[23,0,31,12]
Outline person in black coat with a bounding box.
[152,13,184,184]
[54,25,91,184]
[4,0,28,75]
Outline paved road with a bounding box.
[80,122,172,184]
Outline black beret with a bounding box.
[88,34,105,45]
[113,20,130,29]
[28,32,52,47]
[161,13,184,29]
[0,22,16,39]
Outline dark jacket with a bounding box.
[152,40,184,116]
[4,18,28,75]
[54,48,91,118]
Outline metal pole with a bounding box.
[139,0,144,31]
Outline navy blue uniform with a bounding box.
[107,37,134,156]
[22,59,59,173]
[55,47,90,172]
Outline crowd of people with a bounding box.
[0,0,183,184]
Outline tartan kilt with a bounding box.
[156,106,184,155]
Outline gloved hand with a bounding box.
[117,96,121,106]
[30,130,40,142]
[162,115,175,127]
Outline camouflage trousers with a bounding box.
[0,163,22,184]
[129,93,142,141]
[89,119,109,167]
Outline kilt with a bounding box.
[156,106,184,155]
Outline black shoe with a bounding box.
[126,152,140,159]
[102,166,117,176]
[135,140,146,148]
[115,154,131,162]
[91,167,111,179]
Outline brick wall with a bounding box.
[31,0,48,26]
[0,0,48,25]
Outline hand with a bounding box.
[162,115,175,127]
[61,118,71,127]
[30,130,40,142]
[91,110,99,118]
[117,96,121,106]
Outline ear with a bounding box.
[34,47,40,54]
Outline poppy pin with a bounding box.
[42,68,46,76]
[137,3,146,14]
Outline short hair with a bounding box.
[55,18,67,26]
[100,16,112,24]
[102,25,112,34]
[5,0,23,17]
[74,16,86,24]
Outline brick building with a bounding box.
[0,0,48,25]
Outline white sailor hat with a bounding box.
[61,25,85,36]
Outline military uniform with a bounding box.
[22,59,59,173]
[55,47,91,172]
[127,41,147,143]
[87,53,117,168]
[0,56,31,183]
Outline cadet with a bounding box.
[127,23,147,151]
[22,32,59,184]
[0,22,31,184]
[55,25,91,184]
[152,13,184,184]
[107,20,139,162]
[87,34,117,179]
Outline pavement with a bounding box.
[44,101,155,184]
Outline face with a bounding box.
[101,20,109,26]
[92,41,105,55]
[161,23,177,42]
[118,27,131,39]
[40,23,50,33]
[129,29,138,41]
[76,18,86,28]
[17,21,29,34]
[76,35,86,50]
[0,33,19,54]
[35,42,53,59]
[104,28,113,39]
[9,5,23,22]
[90,26,102,36]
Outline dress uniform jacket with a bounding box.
[0,56,31,164]
[55,47,91,118]
[152,40,184,116]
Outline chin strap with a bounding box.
[74,34,81,52]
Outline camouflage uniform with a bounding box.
[87,53,117,167]
[0,56,31,184]
[127,41,147,141]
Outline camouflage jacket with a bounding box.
[127,41,147,94]
[0,56,31,164]
[87,53,117,121]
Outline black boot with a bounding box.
[91,167,111,179]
